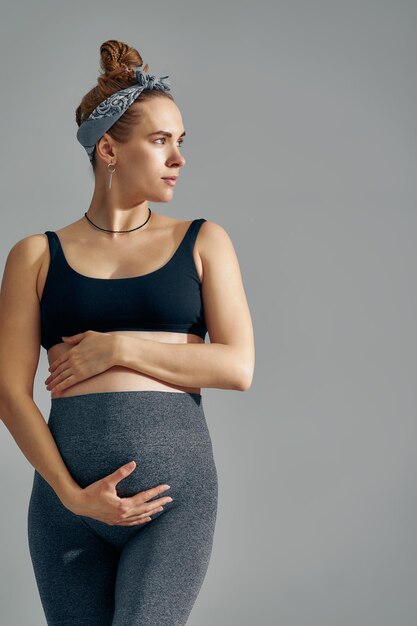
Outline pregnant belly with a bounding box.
[46,390,218,544]
[46,330,204,398]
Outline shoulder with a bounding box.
[4,233,49,268]
[198,219,230,237]
[1,234,51,303]
[196,219,235,257]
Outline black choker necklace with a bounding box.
[84,207,152,233]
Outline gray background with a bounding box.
[0,1,416,625]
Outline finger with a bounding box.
[48,360,58,372]
[122,503,166,521]
[105,461,139,488]
[51,376,77,394]
[124,483,171,507]
[118,508,162,526]
[48,357,67,373]
[118,516,153,526]
[48,372,76,392]
[47,365,72,386]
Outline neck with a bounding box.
[86,189,151,233]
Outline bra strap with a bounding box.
[44,231,60,262]
[186,218,207,253]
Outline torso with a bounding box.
[37,214,205,399]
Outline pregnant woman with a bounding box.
[0,39,254,625]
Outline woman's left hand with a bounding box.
[45,330,117,396]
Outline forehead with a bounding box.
[136,98,184,134]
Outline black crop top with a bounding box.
[40,218,208,352]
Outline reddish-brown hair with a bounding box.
[75,39,174,170]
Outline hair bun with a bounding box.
[99,39,149,82]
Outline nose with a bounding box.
[168,147,186,168]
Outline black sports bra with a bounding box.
[40,218,208,352]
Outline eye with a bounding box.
[154,138,185,147]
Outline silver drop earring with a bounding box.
[108,161,116,189]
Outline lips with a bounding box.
[162,177,178,180]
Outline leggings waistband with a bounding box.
[50,389,202,405]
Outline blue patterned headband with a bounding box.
[76,66,171,162]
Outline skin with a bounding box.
[0,97,255,526]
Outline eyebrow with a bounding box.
[147,130,186,138]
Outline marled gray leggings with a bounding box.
[27,391,218,625]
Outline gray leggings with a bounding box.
[27,391,218,625]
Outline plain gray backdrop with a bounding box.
[1,1,416,625]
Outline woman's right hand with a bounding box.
[62,461,173,526]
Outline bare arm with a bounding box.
[0,235,82,507]
[113,220,255,390]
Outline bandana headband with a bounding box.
[76,66,171,162]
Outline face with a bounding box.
[97,98,186,203]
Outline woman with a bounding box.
[0,39,254,625]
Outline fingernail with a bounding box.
[163,485,171,490]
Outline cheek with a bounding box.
[121,145,164,181]
[136,146,162,166]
